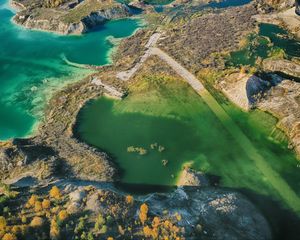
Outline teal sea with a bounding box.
[0,0,140,140]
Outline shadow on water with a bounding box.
[238,188,300,240]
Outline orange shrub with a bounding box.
[42,199,51,209]
[139,203,148,224]
[50,219,60,239]
[2,233,17,240]
[28,195,38,207]
[49,186,61,199]
[58,210,68,221]
[34,201,43,212]
[125,195,134,205]
[30,217,43,227]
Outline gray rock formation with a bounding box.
[263,59,300,79]
[146,187,272,240]
[258,79,300,156]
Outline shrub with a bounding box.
[2,233,17,240]
[28,195,38,207]
[50,219,60,240]
[49,186,61,200]
[139,203,148,225]
[0,216,7,231]
[125,195,134,205]
[30,217,44,227]
[34,201,43,212]
[11,225,21,235]
[58,210,68,221]
[42,199,51,209]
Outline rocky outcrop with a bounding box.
[263,59,300,79]
[11,0,132,34]
[258,79,300,157]
[177,167,209,187]
[13,13,86,35]
[81,4,132,31]
[218,72,279,111]
[147,187,272,240]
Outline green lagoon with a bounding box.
[0,0,140,140]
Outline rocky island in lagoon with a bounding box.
[1,0,300,239]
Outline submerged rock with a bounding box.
[177,167,209,187]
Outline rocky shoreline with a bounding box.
[10,0,133,34]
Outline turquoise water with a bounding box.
[0,0,140,140]
[227,23,300,66]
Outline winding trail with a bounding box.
[117,33,300,213]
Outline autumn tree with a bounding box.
[2,233,17,240]
[50,218,60,240]
[49,186,61,200]
[42,199,51,209]
[125,195,134,205]
[139,203,148,225]
[34,201,43,212]
[30,217,44,227]
[27,195,38,208]
[58,210,68,221]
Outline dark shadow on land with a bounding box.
[237,188,300,240]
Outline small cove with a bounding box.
[0,0,141,140]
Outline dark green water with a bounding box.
[227,23,300,66]
[0,0,140,140]
[76,76,300,237]
[77,76,300,202]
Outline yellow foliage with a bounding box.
[49,186,61,199]
[152,216,160,228]
[50,219,60,239]
[125,195,134,205]
[28,195,38,207]
[34,201,43,212]
[30,217,43,227]
[58,210,68,221]
[143,226,152,237]
[163,220,173,229]
[143,226,158,239]
[2,233,17,240]
[0,216,7,231]
[11,225,21,234]
[107,237,114,240]
[42,199,51,209]
[139,203,148,224]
